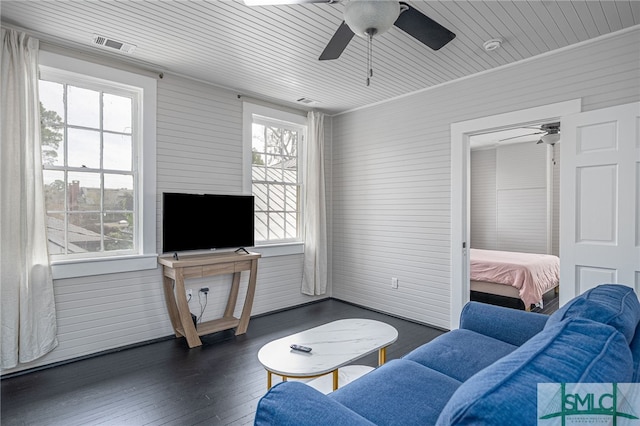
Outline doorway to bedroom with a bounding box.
[468,127,560,314]
[449,100,582,328]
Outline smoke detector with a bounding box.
[483,38,502,52]
[92,34,136,54]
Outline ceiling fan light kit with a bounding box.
[496,122,561,145]
[343,1,401,86]
[343,1,400,38]
[539,131,560,145]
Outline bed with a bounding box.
[470,249,560,310]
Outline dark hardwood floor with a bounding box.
[1,293,558,425]
[1,299,446,426]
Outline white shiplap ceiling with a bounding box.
[2,1,639,114]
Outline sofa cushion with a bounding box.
[436,318,633,425]
[460,301,549,346]
[546,284,640,343]
[330,359,461,426]
[403,329,517,382]
[255,381,375,426]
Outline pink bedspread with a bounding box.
[470,249,560,306]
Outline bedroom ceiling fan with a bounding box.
[500,122,561,145]
[243,0,456,86]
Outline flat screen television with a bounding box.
[162,192,254,253]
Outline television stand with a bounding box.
[158,251,261,348]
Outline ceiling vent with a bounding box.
[92,34,136,54]
[296,97,320,106]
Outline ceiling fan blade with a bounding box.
[394,2,455,50]
[319,21,355,61]
[542,121,561,129]
[499,131,545,142]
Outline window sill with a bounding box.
[251,242,304,258]
[50,243,303,280]
[51,254,159,280]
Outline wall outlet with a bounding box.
[186,288,193,299]
[391,277,398,289]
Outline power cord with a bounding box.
[197,287,209,324]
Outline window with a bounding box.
[38,52,157,278]
[243,103,306,246]
[40,79,136,257]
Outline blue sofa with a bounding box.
[255,284,640,425]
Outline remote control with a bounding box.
[290,344,312,353]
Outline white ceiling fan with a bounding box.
[244,0,456,85]
[499,122,561,145]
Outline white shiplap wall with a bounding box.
[330,28,640,329]
[496,143,549,254]
[4,27,637,374]
[470,149,497,249]
[471,143,560,255]
[3,69,326,375]
[156,74,324,322]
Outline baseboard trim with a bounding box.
[2,296,444,379]
[251,297,330,319]
[2,299,331,379]
[1,335,175,380]
[331,298,450,333]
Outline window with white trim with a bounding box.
[244,103,306,245]
[39,78,137,257]
[38,52,157,278]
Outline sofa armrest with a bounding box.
[254,382,375,426]
[459,301,548,346]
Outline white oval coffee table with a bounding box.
[257,318,398,393]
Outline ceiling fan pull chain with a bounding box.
[370,33,373,79]
[366,33,370,86]
[366,32,373,86]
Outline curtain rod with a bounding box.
[2,21,163,79]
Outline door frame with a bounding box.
[449,99,582,329]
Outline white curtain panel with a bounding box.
[301,111,328,296]
[1,28,58,369]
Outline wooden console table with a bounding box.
[158,251,261,348]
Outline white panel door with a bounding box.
[560,102,640,304]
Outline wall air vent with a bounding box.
[92,34,136,54]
